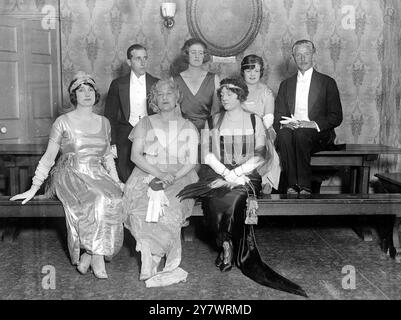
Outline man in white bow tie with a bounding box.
[105,44,159,182]
[273,40,343,194]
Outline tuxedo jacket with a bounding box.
[273,69,343,138]
[104,72,159,146]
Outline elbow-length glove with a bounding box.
[32,158,55,188]
[204,153,248,186]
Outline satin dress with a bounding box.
[123,116,199,283]
[47,114,124,265]
[181,112,307,297]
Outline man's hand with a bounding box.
[297,120,318,130]
[282,123,299,130]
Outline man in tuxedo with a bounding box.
[273,40,343,194]
[105,44,159,182]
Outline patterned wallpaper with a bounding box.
[58,0,399,178]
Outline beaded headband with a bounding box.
[69,71,97,93]
[242,63,259,67]
[219,83,243,91]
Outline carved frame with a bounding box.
[186,0,263,57]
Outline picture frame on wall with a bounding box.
[186,0,263,57]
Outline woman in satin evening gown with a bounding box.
[173,38,221,132]
[240,54,281,194]
[177,78,307,297]
[10,72,125,279]
[123,79,198,287]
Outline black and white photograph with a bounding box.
[1,0,401,310]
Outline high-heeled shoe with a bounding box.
[77,252,92,275]
[220,240,233,272]
[91,254,108,279]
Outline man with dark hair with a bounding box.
[105,44,159,182]
[273,40,343,194]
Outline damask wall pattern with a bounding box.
[59,0,400,175]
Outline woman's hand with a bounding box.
[158,173,175,186]
[223,170,238,182]
[224,171,248,185]
[9,186,40,205]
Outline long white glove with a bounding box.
[232,156,265,177]
[204,153,228,176]
[262,113,274,129]
[145,188,169,223]
[205,152,250,185]
[225,174,249,185]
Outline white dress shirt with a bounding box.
[294,68,319,131]
[129,71,147,127]
[294,68,313,121]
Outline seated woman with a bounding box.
[178,78,307,297]
[240,54,281,193]
[123,79,199,287]
[10,72,125,279]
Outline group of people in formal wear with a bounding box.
[10,38,342,296]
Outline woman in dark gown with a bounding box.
[178,78,307,297]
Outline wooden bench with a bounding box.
[2,143,401,195]
[2,194,401,261]
[311,144,401,194]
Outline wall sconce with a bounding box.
[160,2,176,28]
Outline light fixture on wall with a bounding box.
[160,2,176,28]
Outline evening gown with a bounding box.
[174,72,216,132]
[123,116,198,284]
[47,114,124,265]
[242,83,281,191]
[178,112,307,297]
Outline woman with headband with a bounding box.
[178,77,307,297]
[11,71,125,279]
[240,54,281,194]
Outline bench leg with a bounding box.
[181,224,195,242]
[391,216,401,263]
[352,217,374,242]
[1,218,21,242]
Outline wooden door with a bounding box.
[0,16,27,143]
[0,12,61,143]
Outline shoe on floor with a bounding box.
[287,186,299,194]
[299,187,312,195]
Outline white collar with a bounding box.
[297,68,313,81]
[130,71,146,83]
